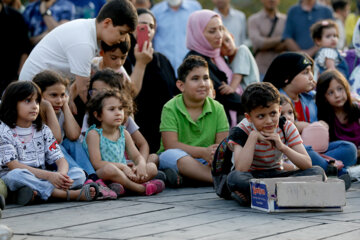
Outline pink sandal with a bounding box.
[84,179,117,200]
[108,182,126,198]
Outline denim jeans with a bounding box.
[2,167,86,200]
[61,139,96,175]
[306,140,357,175]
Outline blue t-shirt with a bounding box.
[282,3,333,50]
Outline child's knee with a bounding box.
[68,167,86,188]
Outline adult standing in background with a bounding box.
[151,0,201,73]
[332,0,350,50]
[213,0,247,47]
[0,0,31,95]
[282,0,333,57]
[68,0,106,19]
[23,0,76,45]
[248,0,286,79]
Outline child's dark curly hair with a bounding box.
[0,81,43,131]
[241,82,280,113]
[177,55,208,82]
[87,89,132,128]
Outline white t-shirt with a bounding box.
[19,19,98,81]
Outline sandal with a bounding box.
[163,168,183,188]
[95,179,117,200]
[75,182,99,201]
[231,191,250,207]
[107,182,125,198]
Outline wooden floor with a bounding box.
[1,181,360,240]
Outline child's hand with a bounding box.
[48,172,74,190]
[134,163,148,182]
[61,94,70,110]
[40,98,53,111]
[122,165,137,181]
[219,82,235,95]
[260,131,285,151]
[134,41,153,65]
[203,144,218,166]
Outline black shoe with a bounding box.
[231,191,251,207]
[154,170,167,183]
[0,195,5,210]
[339,173,351,191]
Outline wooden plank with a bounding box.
[1,201,171,234]
[36,205,209,237]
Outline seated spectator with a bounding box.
[212,82,325,206]
[185,9,243,124]
[158,56,229,187]
[23,0,76,45]
[124,8,178,153]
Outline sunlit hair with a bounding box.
[86,89,132,128]
[0,81,43,131]
[32,70,69,93]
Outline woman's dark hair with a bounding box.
[0,81,43,130]
[32,70,69,92]
[316,69,359,138]
[137,8,156,26]
[87,89,132,127]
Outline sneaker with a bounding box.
[148,179,165,194]
[163,168,183,188]
[95,179,117,200]
[107,183,125,198]
[142,182,157,196]
[348,165,360,182]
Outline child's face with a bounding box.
[101,19,131,46]
[289,66,315,93]
[246,102,281,133]
[280,103,295,123]
[325,78,347,109]
[317,27,338,48]
[17,94,40,128]
[101,48,128,70]
[42,83,66,114]
[177,66,210,103]
[220,32,236,57]
[89,81,112,98]
[97,96,125,128]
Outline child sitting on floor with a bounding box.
[0,82,98,205]
[83,90,164,196]
[158,55,229,187]
[212,82,326,206]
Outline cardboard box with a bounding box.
[250,175,346,213]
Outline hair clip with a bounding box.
[321,20,329,26]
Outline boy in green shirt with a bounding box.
[158,56,229,187]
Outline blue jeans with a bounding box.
[306,140,357,175]
[61,139,96,175]
[2,167,85,200]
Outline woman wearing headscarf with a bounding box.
[185,9,243,124]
